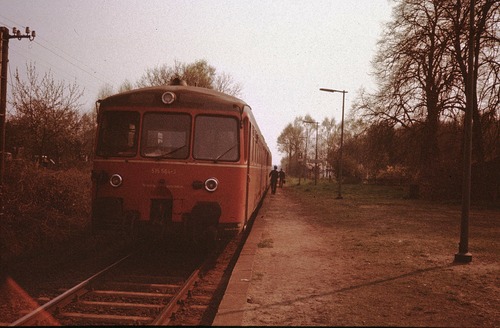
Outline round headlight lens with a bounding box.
[204,177,219,192]
[161,91,176,104]
[109,174,123,187]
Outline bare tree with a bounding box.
[444,0,500,163]
[372,0,458,183]
[351,0,499,197]
[214,72,242,98]
[320,117,337,159]
[9,63,84,163]
[135,59,243,96]
[75,112,96,162]
[277,118,305,176]
[118,79,134,93]
[136,62,179,88]
[181,59,215,88]
[96,84,114,100]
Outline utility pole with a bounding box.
[0,26,36,222]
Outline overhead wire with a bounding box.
[0,15,116,88]
[32,40,114,86]
[8,46,91,87]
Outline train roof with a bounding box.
[98,85,270,154]
[99,85,249,113]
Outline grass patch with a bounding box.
[286,177,498,210]
[257,238,274,248]
[283,178,459,229]
[287,178,407,203]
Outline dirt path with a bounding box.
[240,186,499,327]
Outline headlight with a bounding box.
[204,177,219,192]
[161,91,176,104]
[109,174,123,187]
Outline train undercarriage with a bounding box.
[91,197,243,249]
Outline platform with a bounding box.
[212,187,282,326]
[212,185,333,325]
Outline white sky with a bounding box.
[1,0,392,165]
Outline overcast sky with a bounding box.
[1,0,393,164]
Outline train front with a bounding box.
[91,86,249,246]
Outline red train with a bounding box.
[91,83,271,246]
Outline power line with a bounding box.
[32,40,114,86]
[0,16,115,86]
[8,46,87,87]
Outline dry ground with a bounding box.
[240,182,499,327]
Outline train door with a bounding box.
[244,118,251,228]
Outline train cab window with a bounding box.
[141,113,190,159]
[97,111,139,157]
[193,115,239,162]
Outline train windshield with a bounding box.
[141,113,191,159]
[193,115,239,162]
[96,111,139,157]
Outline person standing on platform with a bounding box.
[279,168,286,188]
[269,165,279,194]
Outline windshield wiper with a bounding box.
[151,145,187,159]
[214,144,237,162]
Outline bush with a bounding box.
[375,165,409,185]
[1,160,91,260]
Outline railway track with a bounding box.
[5,202,258,326]
[9,246,217,326]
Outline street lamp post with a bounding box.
[454,0,474,264]
[303,120,319,185]
[320,88,347,199]
[304,129,309,182]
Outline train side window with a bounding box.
[141,113,191,159]
[193,115,239,162]
[97,111,139,157]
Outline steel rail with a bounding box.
[10,253,133,326]
[152,245,227,325]
[151,266,201,325]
